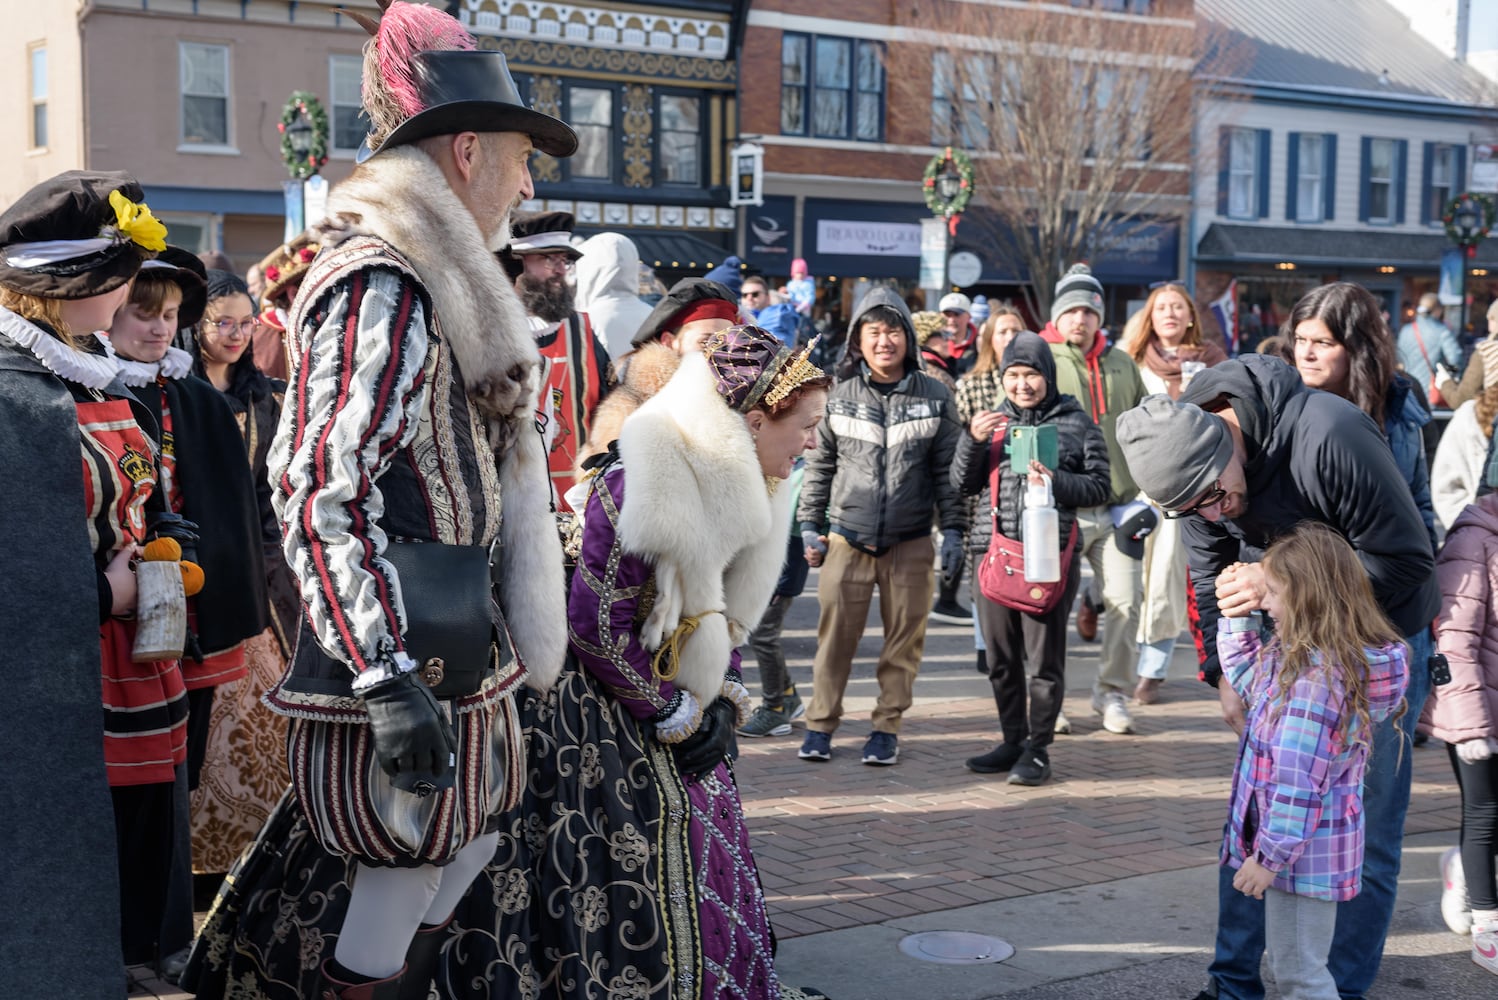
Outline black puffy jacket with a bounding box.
[797,287,966,549]
[950,336,1110,556]
[1177,354,1441,685]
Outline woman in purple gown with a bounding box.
[443,326,832,999]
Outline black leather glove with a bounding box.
[361,671,457,796]
[147,511,201,564]
[672,696,739,780]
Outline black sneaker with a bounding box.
[929,598,973,625]
[739,705,792,738]
[974,650,988,675]
[965,742,1025,774]
[1007,746,1051,786]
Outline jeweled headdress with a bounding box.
[703,325,827,414]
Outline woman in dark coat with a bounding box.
[951,331,1110,786]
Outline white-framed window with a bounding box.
[1228,128,1258,219]
[931,52,991,148]
[180,42,230,148]
[329,54,366,155]
[569,87,612,179]
[29,45,46,149]
[1429,144,1455,223]
[1296,134,1324,223]
[1368,138,1395,223]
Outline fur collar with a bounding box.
[0,307,119,390]
[309,146,567,691]
[616,353,794,703]
[314,146,538,433]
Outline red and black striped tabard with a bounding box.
[535,312,607,510]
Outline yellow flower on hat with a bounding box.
[107,189,167,252]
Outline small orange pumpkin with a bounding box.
[142,537,182,563]
[179,560,205,597]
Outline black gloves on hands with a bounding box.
[362,671,457,796]
[939,529,964,587]
[673,696,740,780]
[147,511,201,564]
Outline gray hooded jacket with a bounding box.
[797,286,966,549]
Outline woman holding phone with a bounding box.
[951,332,1110,786]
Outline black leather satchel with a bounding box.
[382,539,500,699]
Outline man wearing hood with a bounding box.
[1116,355,1440,1000]
[1041,263,1147,736]
[795,287,966,766]
[574,232,652,362]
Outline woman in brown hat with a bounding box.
[0,170,184,991]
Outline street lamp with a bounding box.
[936,159,964,204]
[286,116,314,160]
[1452,194,1483,340]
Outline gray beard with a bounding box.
[518,273,574,324]
[486,207,514,254]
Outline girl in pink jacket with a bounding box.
[1425,491,1498,976]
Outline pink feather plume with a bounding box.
[374,2,476,117]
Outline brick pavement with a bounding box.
[734,680,1461,942]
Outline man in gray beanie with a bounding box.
[1040,263,1146,735]
[1116,355,1438,1000]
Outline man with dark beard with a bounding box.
[502,210,610,506]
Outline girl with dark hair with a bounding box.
[183,270,300,881]
[1285,282,1438,551]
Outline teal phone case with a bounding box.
[1009,424,1058,474]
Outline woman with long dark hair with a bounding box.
[1284,282,1437,551]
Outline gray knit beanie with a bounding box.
[1116,394,1233,511]
[1050,263,1105,325]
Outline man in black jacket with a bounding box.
[1117,354,1439,1000]
[796,287,966,766]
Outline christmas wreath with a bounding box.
[923,147,976,217]
[276,91,330,180]
[1442,191,1496,248]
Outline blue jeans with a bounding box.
[1207,628,1432,1000]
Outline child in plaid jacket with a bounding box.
[1216,524,1408,999]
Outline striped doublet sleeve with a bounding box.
[271,267,430,676]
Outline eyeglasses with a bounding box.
[206,318,257,337]
[530,252,574,272]
[1163,482,1226,520]
[741,289,767,299]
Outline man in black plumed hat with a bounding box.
[242,3,575,996]
[498,209,609,506]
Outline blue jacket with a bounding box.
[1383,374,1437,552]
[1396,315,1462,393]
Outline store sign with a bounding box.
[817,218,921,257]
[919,218,949,289]
[729,142,764,207]
[744,196,796,273]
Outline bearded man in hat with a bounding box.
[499,210,610,507]
[258,3,573,996]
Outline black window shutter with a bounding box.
[1217,128,1230,216]
[1455,144,1468,196]
[1420,141,1435,225]
[1395,139,1409,225]
[1359,136,1372,222]
[1286,132,1300,221]
[1323,134,1337,221]
[1256,129,1272,219]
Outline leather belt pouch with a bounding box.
[383,539,497,698]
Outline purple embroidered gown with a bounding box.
[441,467,780,999]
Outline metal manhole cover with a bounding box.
[898,931,1015,965]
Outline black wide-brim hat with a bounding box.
[632,277,739,347]
[0,170,150,300]
[367,50,578,160]
[145,245,208,329]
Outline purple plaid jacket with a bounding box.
[1218,615,1408,901]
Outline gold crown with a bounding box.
[118,445,153,486]
[763,336,825,409]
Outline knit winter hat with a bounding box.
[1050,263,1105,324]
[1116,394,1232,511]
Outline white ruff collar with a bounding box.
[528,314,562,339]
[0,305,119,390]
[106,340,194,387]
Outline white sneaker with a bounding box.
[1092,690,1134,734]
[1473,928,1498,975]
[1054,710,1072,735]
[1441,846,1473,935]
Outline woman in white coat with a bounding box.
[1431,358,1498,529]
